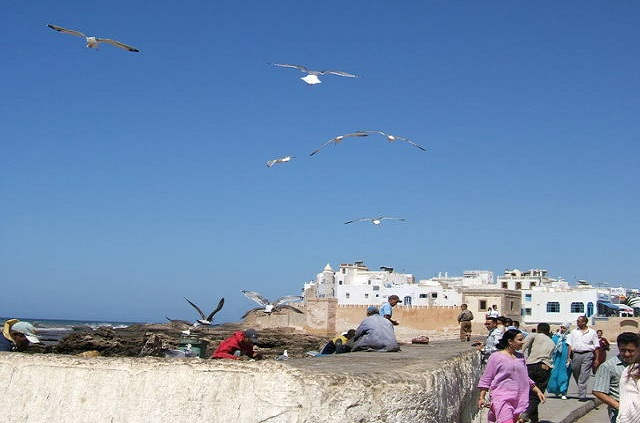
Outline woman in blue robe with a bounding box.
[547,322,572,399]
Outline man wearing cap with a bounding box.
[211,329,263,360]
[1,319,40,352]
[380,295,401,326]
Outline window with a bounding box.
[510,301,514,311]
[338,281,342,285]
[431,293,438,298]
[368,280,371,285]
[345,292,350,299]
[531,282,536,287]
[547,302,560,313]
[404,296,412,306]
[419,293,428,298]
[364,293,369,298]
[516,282,522,290]
[525,294,532,302]
[587,302,594,317]
[524,308,532,316]
[571,302,584,313]
[502,282,508,289]
[479,300,487,311]
[372,285,380,291]
[375,294,379,298]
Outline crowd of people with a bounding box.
[470,305,640,423]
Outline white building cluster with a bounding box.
[303,261,638,323]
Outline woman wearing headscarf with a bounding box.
[477,329,545,423]
[617,346,640,423]
[547,322,572,399]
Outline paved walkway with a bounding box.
[537,346,616,423]
[573,405,609,423]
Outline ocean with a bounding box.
[1,317,144,345]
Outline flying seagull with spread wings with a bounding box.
[360,130,427,152]
[345,216,407,226]
[266,155,295,167]
[241,290,304,318]
[270,63,358,85]
[183,297,225,326]
[309,132,368,156]
[47,24,140,52]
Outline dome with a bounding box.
[323,263,333,272]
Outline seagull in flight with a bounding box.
[309,132,368,156]
[360,130,427,152]
[184,297,225,326]
[241,290,304,318]
[344,216,407,226]
[266,155,294,167]
[47,24,140,52]
[271,63,358,85]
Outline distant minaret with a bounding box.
[316,263,336,298]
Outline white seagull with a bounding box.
[309,132,368,156]
[184,297,225,326]
[271,63,358,85]
[47,24,140,52]
[344,216,407,226]
[241,290,304,318]
[266,155,295,167]
[360,130,427,152]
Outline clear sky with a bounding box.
[1,1,639,323]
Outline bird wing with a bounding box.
[275,295,304,306]
[96,38,140,52]
[272,63,309,73]
[344,217,372,224]
[275,304,304,314]
[47,24,86,38]
[396,137,427,151]
[380,217,407,222]
[319,70,359,78]
[360,130,386,137]
[310,133,367,156]
[184,297,206,320]
[242,307,265,319]
[266,159,277,167]
[206,297,225,321]
[241,290,271,306]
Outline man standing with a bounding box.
[592,332,639,423]
[487,305,499,318]
[522,323,556,423]
[379,295,401,326]
[457,304,474,342]
[1,319,40,352]
[567,315,600,401]
[475,316,503,363]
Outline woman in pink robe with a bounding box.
[478,329,546,423]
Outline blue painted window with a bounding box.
[525,294,532,302]
[587,302,594,317]
[547,302,560,313]
[571,302,584,313]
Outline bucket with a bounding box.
[178,337,209,358]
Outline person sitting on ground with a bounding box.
[211,328,263,360]
[1,319,40,352]
[592,332,639,423]
[350,306,399,352]
[379,295,401,326]
[319,329,356,354]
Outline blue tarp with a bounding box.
[598,301,620,310]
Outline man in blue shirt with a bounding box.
[1,319,40,352]
[379,294,401,326]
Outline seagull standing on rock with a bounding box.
[241,290,304,318]
[266,155,295,167]
[344,216,407,226]
[309,132,369,156]
[47,24,140,52]
[360,130,427,151]
[270,63,359,85]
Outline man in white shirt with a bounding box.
[567,315,600,400]
[487,305,499,318]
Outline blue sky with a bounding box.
[1,1,639,323]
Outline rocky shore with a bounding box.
[26,322,330,359]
